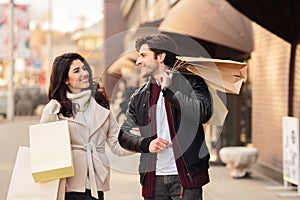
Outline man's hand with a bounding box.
[149,138,172,153]
[159,70,173,89]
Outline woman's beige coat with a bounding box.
[41,97,131,198]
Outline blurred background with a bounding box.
[0,0,299,189]
[0,0,104,117]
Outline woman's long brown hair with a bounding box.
[48,52,109,117]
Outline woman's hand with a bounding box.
[40,99,61,123]
[130,127,141,135]
[43,99,61,114]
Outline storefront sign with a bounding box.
[283,116,300,185]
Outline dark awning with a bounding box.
[226,0,300,116]
[227,0,300,44]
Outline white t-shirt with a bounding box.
[155,92,178,175]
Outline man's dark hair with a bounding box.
[135,33,178,67]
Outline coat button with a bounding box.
[143,103,146,107]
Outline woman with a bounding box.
[40,53,132,200]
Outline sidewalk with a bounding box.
[0,116,40,200]
[105,162,300,200]
[204,164,300,200]
[1,116,300,200]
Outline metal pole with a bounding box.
[7,0,15,121]
[46,0,52,88]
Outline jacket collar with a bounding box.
[59,98,110,136]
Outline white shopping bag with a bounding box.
[7,146,61,200]
[29,120,74,183]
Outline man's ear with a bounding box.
[157,52,166,63]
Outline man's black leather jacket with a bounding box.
[118,73,213,183]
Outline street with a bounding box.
[1,116,300,200]
[0,116,39,200]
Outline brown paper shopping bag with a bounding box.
[174,56,247,94]
[206,84,228,126]
[173,56,247,126]
[29,120,74,183]
[7,146,60,200]
[187,65,244,94]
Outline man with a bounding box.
[118,33,213,200]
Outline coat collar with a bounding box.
[59,97,110,136]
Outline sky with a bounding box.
[0,0,103,32]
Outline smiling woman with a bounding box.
[40,52,132,199]
[65,59,90,94]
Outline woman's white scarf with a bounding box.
[67,90,91,112]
